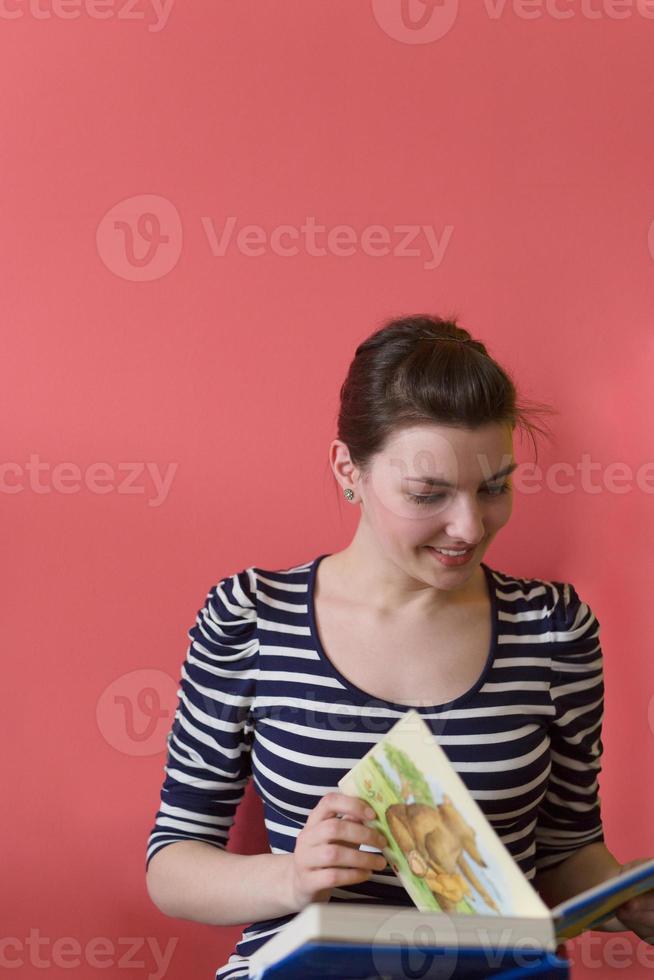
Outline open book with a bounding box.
[249,709,654,980]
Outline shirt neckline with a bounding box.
[307,552,498,713]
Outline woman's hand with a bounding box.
[285,792,388,912]
[610,858,654,945]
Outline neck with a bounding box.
[325,543,486,617]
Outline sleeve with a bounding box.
[534,580,605,873]
[145,567,259,872]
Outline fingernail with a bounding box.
[366,807,375,819]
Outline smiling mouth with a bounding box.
[426,546,473,554]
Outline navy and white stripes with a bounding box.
[146,555,605,980]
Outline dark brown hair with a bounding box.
[329,313,556,500]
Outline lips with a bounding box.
[424,545,476,567]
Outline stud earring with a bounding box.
[343,488,355,501]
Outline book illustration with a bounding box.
[385,799,499,912]
[338,710,546,919]
[340,727,509,915]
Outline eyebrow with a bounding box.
[403,461,519,488]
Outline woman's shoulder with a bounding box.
[189,566,259,661]
[201,554,317,630]
[243,553,320,597]
[486,563,597,634]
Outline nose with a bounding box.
[444,495,485,546]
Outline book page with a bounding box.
[338,709,549,920]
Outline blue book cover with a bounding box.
[249,938,570,979]
[247,902,561,979]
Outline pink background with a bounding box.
[2,1,653,977]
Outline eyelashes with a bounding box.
[409,483,512,506]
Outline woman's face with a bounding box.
[356,422,516,587]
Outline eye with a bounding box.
[408,492,446,506]
[483,482,512,497]
[408,483,511,505]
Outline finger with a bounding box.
[311,793,373,826]
[620,859,654,875]
[616,917,654,945]
[617,907,645,923]
[619,898,654,915]
[318,816,386,850]
[615,910,654,937]
[317,845,387,871]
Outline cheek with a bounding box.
[490,495,513,527]
[375,497,439,541]
[401,507,448,546]
[373,488,431,526]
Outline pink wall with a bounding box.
[2,1,653,977]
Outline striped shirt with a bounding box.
[145,553,605,980]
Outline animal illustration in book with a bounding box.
[385,798,499,913]
[351,733,504,915]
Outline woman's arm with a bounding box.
[534,844,654,938]
[533,841,621,908]
[532,587,654,942]
[146,841,299,926]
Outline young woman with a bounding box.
[145,315,653,979]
